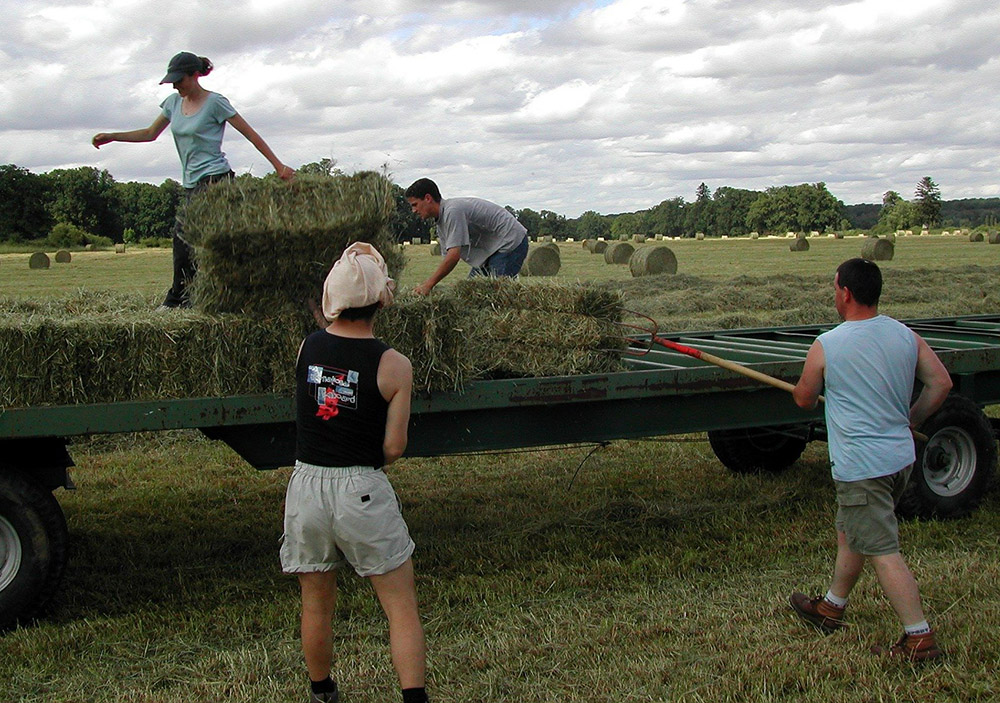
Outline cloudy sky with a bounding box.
[2,0,998,217]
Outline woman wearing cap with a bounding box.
[92,51,294,308]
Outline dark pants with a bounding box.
[162,171,235,308]
[468,235,529,279]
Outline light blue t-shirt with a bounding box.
[160,92,237,188]
[437,197,528,268]
[818,315,918,482]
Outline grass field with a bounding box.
[3,235,1000,702]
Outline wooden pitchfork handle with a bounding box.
[649,335,928,444]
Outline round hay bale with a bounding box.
[412,237,423,245]
[29,252,50,269]
[115,243,126,254]
[431,241,441,255]
[582,238,594,249]
[54,249,72,263]
[861,238,894,261]
[586,239,608,254]
[750,232,759,240]
[789,238,810,252]
[695,232,705,241]
[604,241,634,264]
[834,232,844,239]
[525,245,561,276]
[631,234,646,243]
[969,231,984,242]
[988,232,1000,244]
[884,232,896,244]
[795,232,807,240]
[540,241,559,252]
[629,246,677,277]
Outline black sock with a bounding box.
[311,677,338,694]
[402,687,428,703]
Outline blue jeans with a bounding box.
[469,235,528,278]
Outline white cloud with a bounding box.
[2,0,1000,216]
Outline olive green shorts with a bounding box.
[280,462,415,577]
[834,465,912,556]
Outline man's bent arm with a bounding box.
[909,334,953,428]
[414,246,461,296]
[793,341,825,410]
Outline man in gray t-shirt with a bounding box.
[405,178,528,295]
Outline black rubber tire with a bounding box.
[898,394,997,519]
[708,425,809,474]
[0,471,68,630]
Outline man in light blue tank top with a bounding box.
[789,258,953,661]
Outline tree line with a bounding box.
[2,162,996,247]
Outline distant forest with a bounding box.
[3,161,1000,246]
[843,199,1000,230]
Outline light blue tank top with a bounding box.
[160,92,237,188]
[817,315,917,481]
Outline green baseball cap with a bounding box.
[160,52,202,84]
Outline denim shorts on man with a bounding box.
[280,462,415,577]
[834,465,912,556]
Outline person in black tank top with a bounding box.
[280,243,429,703]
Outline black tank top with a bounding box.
[295,331,391,467]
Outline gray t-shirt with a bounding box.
[436,197,528,267]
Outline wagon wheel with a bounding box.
[898,394,997,519]
[707,424,810,474]
[0,471,68,630]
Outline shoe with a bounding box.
[872,631,944,662]
[309,681,339,703]
[789,592,846,633]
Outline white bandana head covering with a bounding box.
[321,242,395,320]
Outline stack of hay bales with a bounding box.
[521,244,561,277]
[604,241,634,264]
[861,238,894,261]
[629,246,677,277]
[182,172,403,317]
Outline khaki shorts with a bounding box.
[280,462,415,577]
[834,465,912,556]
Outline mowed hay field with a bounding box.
[3,235,1000,703]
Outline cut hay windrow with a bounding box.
[182,172,403,315]
[1,281,625,407]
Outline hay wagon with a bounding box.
[2,314,999,629]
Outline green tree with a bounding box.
[0,164,52,241]
[296,158,341,177]
[874,190,916,233]
[914,176,942,227]
[515,208,543,237]
[684,182,714,235]
[538,209,567,239]
[44,167,121,241]
[575,210,611,240]
[610,212,642,239]
[388,183,432,242]
[646,197,686,237]
[114,179,180,241]
[712,186,759,236]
